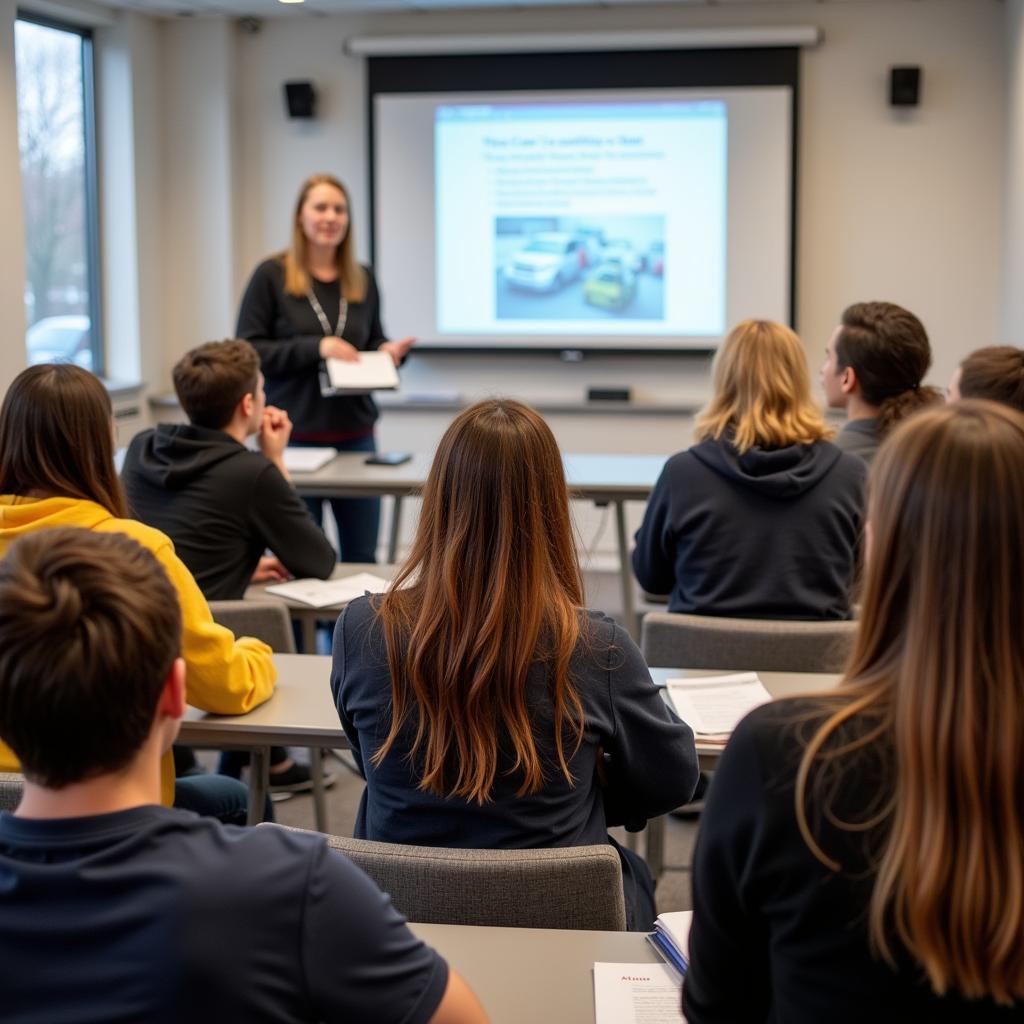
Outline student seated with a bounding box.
[947,344,1024,411]
[0,528,485,1023]
[683,401,1024,1021]
[121,338,336,793]
[331,399,698,932]
[121,338,335,601]
[820,300,943,464]
[632,319,866,619]
[0,364,275,821]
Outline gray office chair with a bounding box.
[208,599,330,832]
[269,826,627,931]
[208,599,295,655]
[0,772,24,812]
[640,611,858,674]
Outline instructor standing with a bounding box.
[236,173,414,563]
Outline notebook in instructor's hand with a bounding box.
[321,351,399,394]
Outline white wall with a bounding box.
[1004,0,1024,341]
[0,0,28,394]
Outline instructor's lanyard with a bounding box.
[307,286,348,340]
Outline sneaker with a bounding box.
[268,761,337,795]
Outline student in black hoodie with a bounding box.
[633,319,866,619]
[123,339,335,602]
[123,339,336,792]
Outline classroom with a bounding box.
[1,0,1023,1021]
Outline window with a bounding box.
[15,16,102,374]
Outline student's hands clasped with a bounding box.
[259,405,293,468]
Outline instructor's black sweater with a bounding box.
[236,258,387,441]
[122,424,336,600]
[683,699,1021,1022]
[632,437,866,619]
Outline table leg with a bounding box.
[645,815,665,882]
[387,495,404,564]
[310,748,328,834]
[614,500,638,639]
[247,747,270,826]
[301,615,318,655]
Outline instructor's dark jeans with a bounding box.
[300,434,380,564]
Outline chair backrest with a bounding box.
[268,826,627,930]
[209,599,295,654]
[0,772,24,812]
[641,611,857,673]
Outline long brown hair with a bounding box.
[0,364,128,518]
[796,400,1024,1004]
[281,173,366,303]
[837,301,943,435]
[374,399,587,804]
[695,319,833,453]
[958,345,1024,413]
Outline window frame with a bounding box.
[15,12,104,377]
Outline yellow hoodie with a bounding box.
[0,495,277,804]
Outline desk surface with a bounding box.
[178,654,342,749]
[409,922,660,1024]
[291,451,667,501]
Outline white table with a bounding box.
[178,654,342,826]
[409,922,661,1024]
[290,451,667,637]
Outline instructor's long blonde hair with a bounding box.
[796,400,1024,1004]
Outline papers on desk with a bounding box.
[264,572,392,608]
[282,447,338,474]
[648,911,692,979]
[665,672,772,742]
[593,962,684,1024]
[323,351,399,392]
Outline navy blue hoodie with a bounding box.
[632,437,866,619]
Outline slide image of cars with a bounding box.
[504,232,584,292]
[647,241,665,276]
[602,239,644,273]
[584,262,638,311]
[25,315,92,370]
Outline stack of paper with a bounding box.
[593,962,684,1024]
[282,447,337,474]
[324,351,399,392]
[264,572,391,608]
[648,911,692,978]
[665,672,772,743]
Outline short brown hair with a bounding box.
[0,364,128,518]
[837,302,943,435]
[0,528,181,788]
[172,339,260,430]
[958,346,1024,413]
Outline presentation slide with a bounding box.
[374,87,791,351]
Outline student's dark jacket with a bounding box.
[684,699,1022,1022]
[236,258,387,442]
[632,436,866,619]
[332,598,699,926]
[122,424,336,601]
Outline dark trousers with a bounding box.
[300,434,381,564]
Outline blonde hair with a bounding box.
[695,319,833,453]
[281,173,366,303]
[795,401,1024,1004]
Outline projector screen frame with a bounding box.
[366,46,799,356]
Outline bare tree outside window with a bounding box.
[16,19,97,372]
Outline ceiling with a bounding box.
[107,0,917,24]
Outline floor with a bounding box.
[245,565,701,915]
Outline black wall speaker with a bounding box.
[284,81,316,119]
[889,66,921,108]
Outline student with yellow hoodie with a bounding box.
[0,364,276,820]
